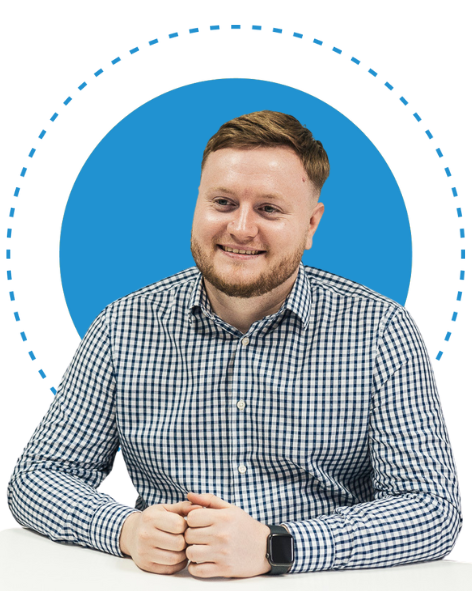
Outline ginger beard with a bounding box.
[190,228,308,299]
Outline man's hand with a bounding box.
[119,501,199,575]
[185,492,271,578]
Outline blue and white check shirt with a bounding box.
[8,264,462,572]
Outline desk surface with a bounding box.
[1,528,471,591]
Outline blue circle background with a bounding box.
[60,78,412,337]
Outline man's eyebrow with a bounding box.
[207,186,286,201]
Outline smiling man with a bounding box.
[190,144,324,332]
[8,111,461,579]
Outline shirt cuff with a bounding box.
[89,501,140,557]
[281,518,335,572]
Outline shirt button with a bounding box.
[237,400,246,410]
[242,337,250,346]
[238,464,247,474]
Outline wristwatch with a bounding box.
[266,525,294,575]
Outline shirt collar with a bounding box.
[187,262,312,330]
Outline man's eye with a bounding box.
[261,205,278,214]
[215,199,231,206]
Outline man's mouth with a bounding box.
[218,245,265,255]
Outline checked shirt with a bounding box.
[8,263,462,572]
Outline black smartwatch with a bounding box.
[266,525,294,575]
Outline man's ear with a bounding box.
[305,202,324,251]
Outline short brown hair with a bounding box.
[201,110,330,193]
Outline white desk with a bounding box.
[1,528,471,591]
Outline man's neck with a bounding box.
[203,270,299,334]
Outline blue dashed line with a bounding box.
[449,187,459,199]
[37,367,48,380]
[18,166,29,180]
[449,310,460,324]
[38,128,49,142]
[110,55,123,67]
[26,349,38,361]
[348,55,362,68]
[26,146,38,160]
[443,166,454,179]
[62,94,74,107]
[423,127,434,142]
[311,37,325,47]
[433,349,445,361]
[443,330,454,343]
[6,24,466,396]
[397,94,410,107]
[18,330,29,345]
[331,45,344,55]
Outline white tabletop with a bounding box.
[1,528,471,591]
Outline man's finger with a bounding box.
[188,561,221,579]
[181,503,204,515]
[187,492,232,509]
[186,508,222,528]
[143,509,188,534]
[162,500,194,514]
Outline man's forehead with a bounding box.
[201,147,306,182]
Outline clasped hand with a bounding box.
[119,491,271,578]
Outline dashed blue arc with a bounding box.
[6,24,466,396]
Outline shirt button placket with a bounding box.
[236,337,249,474]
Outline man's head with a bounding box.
[191,111,329,300]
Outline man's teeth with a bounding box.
[222,246,261,255]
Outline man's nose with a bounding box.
[227,204,258,239]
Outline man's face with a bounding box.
[190,146,324,298]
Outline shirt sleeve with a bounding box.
[7,309,139,557]
[281,307,463,572]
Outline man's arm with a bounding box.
[7,310,138,557]
[183,308,462,577]
[280,307,462,572]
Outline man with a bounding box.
[8,111,462,578]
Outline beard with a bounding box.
[190,230,306,298]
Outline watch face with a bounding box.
[270,534,294,565]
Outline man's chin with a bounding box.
[205,277,265,299]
